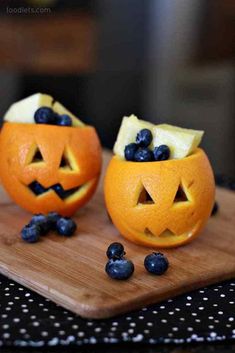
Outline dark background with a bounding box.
[0,0,234,176]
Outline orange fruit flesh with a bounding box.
[104,148,215,248]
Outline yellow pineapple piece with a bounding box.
[113,115,154,158]
[3,93,53,124]
[153,124,204,159]
[3,93,84,127]
[53,101,84,127]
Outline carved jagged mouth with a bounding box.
[29,181,81,200]
[142,226,198,240]
[144,228,177,238]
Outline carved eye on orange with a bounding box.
[0,122,102,216]
[104,149,215,248]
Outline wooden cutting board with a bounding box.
[0,151,235,319]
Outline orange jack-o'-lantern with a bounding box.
[104,148,215,248]
[0,122,102,216]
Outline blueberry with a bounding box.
[56,114,72,127]
[144,252,169,275]
[105,258,134,280]
[51,184,77,199]
[34,107,55,125]
[56,217,77,236]
[211,201,219,216]
[47,211,61,229]
[51,184,66,199]
[124,143,138,161]
[29,181,47,195]
[136,129,153,147]
[134,148,153,162]
[30,214,50,235]
[21,223,41,243]
[106,242,125,259]
[153,145,170,161]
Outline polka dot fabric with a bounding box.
[0,178,234,348]
[0,275,235,347]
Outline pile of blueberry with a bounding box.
[21,212,77,243]
[105,242,169,280]
[124,129,170,162]
[34,107,72,126]
[106,243,134,280]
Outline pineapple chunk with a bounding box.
[3,93,84,127]
[113,115,154,158]
[153,124,204,159]
[3,93,53,124]
[53,101,84,127]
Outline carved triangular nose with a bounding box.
[31,148,43,163]
[59,147,80,172]
[26,144,44,165]
[173,183,189,203]
[59,155,72,170]
[137,185,154,205]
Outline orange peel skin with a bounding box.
[0,122,102,216]
[104,148,215,248]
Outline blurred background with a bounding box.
[0,0,234,176]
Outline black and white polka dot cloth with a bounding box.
[0,177,234,348]
[0,275,235,347]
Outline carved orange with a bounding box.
[0,122,102,216]
[104,149,215,248]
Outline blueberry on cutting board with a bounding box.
[105,258,134,280]
[47,211,61,229]
[30,213,50,235]
[144,252,169,275]
[21,224,41,243]
[56,217,77,236]
[106,242,125,259]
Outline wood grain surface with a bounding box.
[0,151,234,319]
